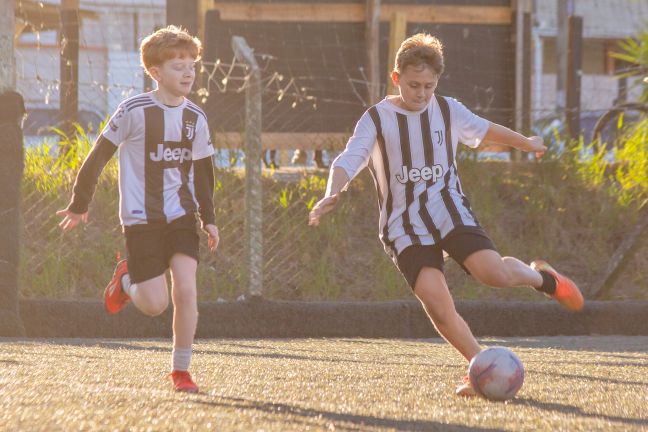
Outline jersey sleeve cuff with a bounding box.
[331,160,358,182]
[463,118,490,148]
[67,200,88,214]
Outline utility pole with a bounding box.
[60,0,80,145]
[565,15,583,141]
[556,0,574,120]
[513,0,532,160]
[365,0,381,105]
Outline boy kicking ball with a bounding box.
[57,26,219,393]
[309,33,584,397]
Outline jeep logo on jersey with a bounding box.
[149,144,192,163]
[395,164,443,184]
[184,120,195,140]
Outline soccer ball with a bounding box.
[468,346,525,401]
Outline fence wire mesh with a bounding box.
[12,0,648,301]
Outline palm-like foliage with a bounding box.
[611,27,648,103]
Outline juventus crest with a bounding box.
[184,120,196,140]
[434,129,444,146]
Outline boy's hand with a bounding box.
[308,195,340,226]
[527,136,547,158]
[56,209,88,231]
[204,224,219,252]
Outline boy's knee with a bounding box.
[140,297,169,316]
[173,284,197,305]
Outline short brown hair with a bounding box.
[140,25,202,75]
[394,33,444,76]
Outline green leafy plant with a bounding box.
[611,26,648,103]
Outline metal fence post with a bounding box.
[59,3,80,148]
[232,36,263,297]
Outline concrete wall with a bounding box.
[18,299,648,339]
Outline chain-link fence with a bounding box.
[12,0,648,301]
[19,144,397,301]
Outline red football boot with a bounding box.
[103,259,131,314]
[170,370,199,393]
[531,260,584,312]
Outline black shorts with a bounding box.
[123,214,200,283]
[395,226,497,289]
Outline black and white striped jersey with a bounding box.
[332,95,489,258]
[102,92,215,226]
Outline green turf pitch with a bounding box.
[1,336,647,431]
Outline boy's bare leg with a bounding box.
[169,253,198,350]
[167,253,200,391]
[464,248,584,311]
[413,267,482,362]
[463,249,542,289]
[127,275,169,316]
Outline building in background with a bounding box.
[15,0,164,139]
[533,0,648,121]
[12,0,648,143]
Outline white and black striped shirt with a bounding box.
[332,95,489,258]
[100,92,215,226]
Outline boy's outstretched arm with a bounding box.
[309,109,376,226]
[308,166,350,226]
[483,122,547,157]
[57,136,117,231]
[194,155,219,252]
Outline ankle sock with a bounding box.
[172,347,192,372]
[121,274,134,297]
[535,270,557,295]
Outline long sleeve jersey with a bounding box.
[67,92,216,227]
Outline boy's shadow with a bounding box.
[195,395,506,432]
[510,397,648,427]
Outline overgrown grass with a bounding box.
[20,125,122,298]
[19,120,648,301]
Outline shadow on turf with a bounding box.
[511,398,648,427]
[50,339,455,368]
[47,340,172,353]
[535,371,648,387]
[525,359,648,369]
[490,338,648,354]
[192,348,456,369]
[195,395,506,432]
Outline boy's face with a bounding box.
[148,54,197,97]
[391,65,439,111]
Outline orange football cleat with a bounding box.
[103,259,131,314]
[170,370,199,393]
[531,260,584,312]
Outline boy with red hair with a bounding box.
[57,26,218,393]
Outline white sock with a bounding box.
[120,274,135,297]
[172,347,192,372]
